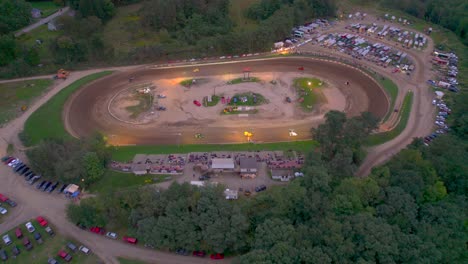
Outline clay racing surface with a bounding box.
[65,57,389,145]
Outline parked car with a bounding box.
[57,250,72,262]
[42,181,52,191]
[59,184,68,193]
[76,222,87,230]
[255,185,267,192]
[210,253,224,259]
[23,238,33,250]
[25,222,35,233]
[33,232,43,244]
[48,258,60,264]
[45,226,55,237]
[0,206,7,215]
[1,156,11,162]
[89,227,105,235]
[20,166,30,175]
[79,245,91,255]
[0,249,7,261]
[6,199,16,207]
[2,234,12,245]
[193,100,202,107]
[36,216,48,227]
[15,228,23,239]
[122,236,138,244]
[67,242,78,252]
[36,180,46,189]
[14,164,26,172]
[105,232,117,239]
[29,175,41,185]
[24,171,34,178]
[176,248,189,256]
[11,245,20,256]
[0,194,8,202]
[193,250,206,257]
[49,182,59,193]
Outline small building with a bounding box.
[31,8,42,18]
[211,158,235,172]
[224,189,238,200]
[131,164,147,175]
[271,169,294,182]
[239,157,258,178]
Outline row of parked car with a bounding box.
[0,192,16,217]
[77,224,138,245]
[425,98,451,146]
[50,241,91,263]
[0,216,54,261]
[2,156,71,195]
[175,248,224,259]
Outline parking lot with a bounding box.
[0,218,98,263]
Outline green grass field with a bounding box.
[88,170,170,193]
[21,71,113,146]
[293,77,324,111]
[0,79,53,126]
[29,1,61,17]
[366,91,414,146]
[111,141,317,162]
[1,220,99,263]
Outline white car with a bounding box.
[79,245,91,255]
[105,232,117,239]
[25,222,35,233]
[8,159,19,167]
[0,207,7,215]
[2,234,12,245]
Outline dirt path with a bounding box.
[14,7,70,37]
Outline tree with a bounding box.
[77,0,116,21]
[0,0,31,34]
[82,152,105,186]
[0,35,18,66]
[67,200,106,227]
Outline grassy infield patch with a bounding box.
[0,79,53,126]
[293,77,324,111]
[125,92,154,119]
[0,220,99,264]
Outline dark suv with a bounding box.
[255,185,267,192]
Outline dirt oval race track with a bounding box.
[65,57,389,145]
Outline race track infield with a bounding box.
[65,57,389,145]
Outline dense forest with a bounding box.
[67,111,467,263]
[0,0,336,78]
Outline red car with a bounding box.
[15,228,23,239]
[3,157,15,164]
[58,250,73,262]
[0,194,8,202]
[210,253,224,260]
[36,216,48,227]
[193,100,202,107]
[123,236,138,244]
[90,227,105,235]
[193,250,206,257]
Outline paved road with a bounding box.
[15,7,70,37]
[0,15,435,264]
